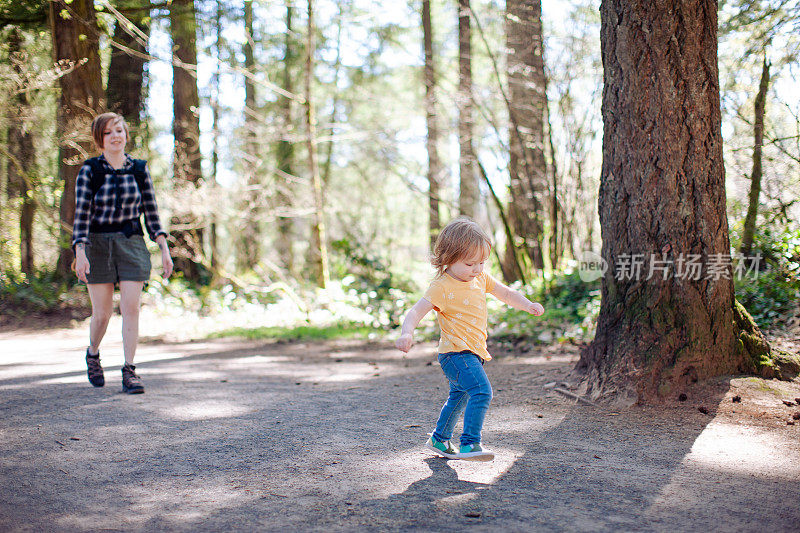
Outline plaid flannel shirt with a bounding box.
[72,154,167,248]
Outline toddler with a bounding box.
[396,217,544,461]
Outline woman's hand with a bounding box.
[161,247,173,279]
[529,302,545,316]
[74,248,90,283]
[156,235,173,279]
[396,333,414,353]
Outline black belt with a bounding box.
[90,218,143,238]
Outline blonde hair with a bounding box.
[431,217,492,276]
[91,112,129,150]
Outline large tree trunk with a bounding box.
[238,0,260,271]
[275,0,296,275]
[578,0,770,405]
[457,0,478,218]
[305,0,329,289]
[505,0,547,275]
[422,0,442,250]
[740,56,770,259]
[170,0,205,280]
[106,5,150,138]
[50,0,104,276]
[7,27,36,276]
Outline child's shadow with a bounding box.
[380,456,492,512]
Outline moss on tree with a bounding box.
[734,299,800,380]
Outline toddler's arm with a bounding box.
[489,282,545,316]
[395,298,434,352]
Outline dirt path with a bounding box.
[1,322,799,532]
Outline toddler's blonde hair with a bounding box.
[431,217,492,276]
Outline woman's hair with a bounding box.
[431,216,492,276]
[91,112,129,150]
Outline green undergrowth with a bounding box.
[490,268,601,345]
[211,323,384,342]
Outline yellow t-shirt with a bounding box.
[423,271,497,361]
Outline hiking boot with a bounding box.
[458,443,494,462]
[86,348,104,387]
[121,363,144,394]
[426,434,459,459]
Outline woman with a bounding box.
[72,112,173,394]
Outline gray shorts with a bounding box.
[85,233,151,284]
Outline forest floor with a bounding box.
[1,314,799,532]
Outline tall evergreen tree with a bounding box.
[457,0,478,218]
[50,0,103,276]
[422,0,442,249]
[169,0,205,280]
[106,1,150,140]
[505,0,547,275]
[579,0,776,404]
[305,0,329,288]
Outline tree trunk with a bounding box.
[50,0,104,276]
[106,5,150,139]
[740,56,770,259]
[305,0,329,289]
[422,0,442,250]
[170,0,205,280]
[578,0,770,405]
[8,28,36,276]
[457,0,478,218]
[275,0,296,275]
[547,101,560,270]
[209,0,223,271]
[238,0,260,271]
[505,0,547,274]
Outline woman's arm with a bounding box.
[395,297,435,352]
[489,281,544,316]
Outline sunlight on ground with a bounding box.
[448,448,525,484]
[647,419,800,517]
[55,478,259,531]
[513,354,578,365]
[157,400,254,421]
[682,421,800,477]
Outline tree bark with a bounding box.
[7,28,36,276]
[505,0,547,273]
[275,0,296,275]
[50,0,104,276]
[238,0,261,271]
[457,0,478,218]
[305,0,329,289]
[209,0,223,271]
[578,0,768,405]
[740,56,770,259]
[169,0,205,280]
[106,4,150,138]
[422,0,442,250]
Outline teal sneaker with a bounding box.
[426,434,459,459]
[458,443,494,461]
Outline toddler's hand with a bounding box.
[396,334,413,353]
[529,302,545,316]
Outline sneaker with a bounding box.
[121,363,144,394]
[86,349,104,387]
[426,434,459,459]
[458,443,494,462]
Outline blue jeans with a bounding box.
[432,350,493,447]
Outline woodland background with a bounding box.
[1,0,799,378]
